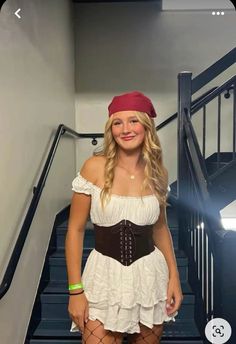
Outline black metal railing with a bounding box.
[0,125,84,299]
[177,68,236,338]
[191,75,236,165]
[182,111,225,329]
[191,47,236,94]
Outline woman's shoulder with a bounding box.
[80,155,106,184]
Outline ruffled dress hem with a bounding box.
[70,305,178,334]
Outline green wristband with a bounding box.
[68,282,83,291]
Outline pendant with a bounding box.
[130,175,135,180]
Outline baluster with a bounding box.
[197,219,200,280]
[201,220,205,301]
[217,94,221,169]
[233,81,236,159]
[203,105,206,159]
[211,253,214,319]
[206,234,209,319]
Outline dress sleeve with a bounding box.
[71,172,93,195]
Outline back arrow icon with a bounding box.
[15,8,21,19]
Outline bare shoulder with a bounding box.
[80,155,106,184]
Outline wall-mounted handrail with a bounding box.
[0,124,81,299]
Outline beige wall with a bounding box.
[74,2,236,183]
[0,1,75,343]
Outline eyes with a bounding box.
[112,119,139,126]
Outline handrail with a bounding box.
[192,47,236,94]
[0,124,82,299]
[191,75,236,115]
[157,86,217,130]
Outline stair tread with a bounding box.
[50,247,186,257]
[38,292,195,304]
[47,249,188,267]
[31,319,202,339]
[42,280,193,295]
[205,151,234,163]
[57,211,179,231]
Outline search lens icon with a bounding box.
[205,318,231,344]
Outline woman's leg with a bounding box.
[127,323,164,344]
[83,319,123,344]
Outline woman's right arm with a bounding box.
[65,157,96,333]
[65,191,91,292]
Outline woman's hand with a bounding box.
[68,292,89,334]
[166,274,183,317]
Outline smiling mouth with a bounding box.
[122,136,135,140]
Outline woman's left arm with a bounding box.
[153,204,184,316]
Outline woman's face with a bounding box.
[111,111,146,151]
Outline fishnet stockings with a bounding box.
[82,320,163,344]
[83,320,123,344]
[127,324,163,344]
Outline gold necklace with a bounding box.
[118,165,136,180]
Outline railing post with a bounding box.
[177,72,192,251]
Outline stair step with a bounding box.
[48,248,91,258]
[205,152,234,163]
[205,161,227,175]
[57,220,94,229]
[42,279,193,295]
[50,247,186,259]
[56,215,179,232]
[29,319,202,340]
[54,227,179,250]
[32,294,195,321]
[42,250,188,282]
[54,209,180,250]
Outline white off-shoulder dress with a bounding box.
[70,172,178,334]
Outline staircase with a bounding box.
[25,202,204,344]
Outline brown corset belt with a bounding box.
[94,219,155,266]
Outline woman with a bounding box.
[65,91,183,344]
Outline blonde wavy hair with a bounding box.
[94,111,170,210]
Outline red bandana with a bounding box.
[108,91,157,118]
